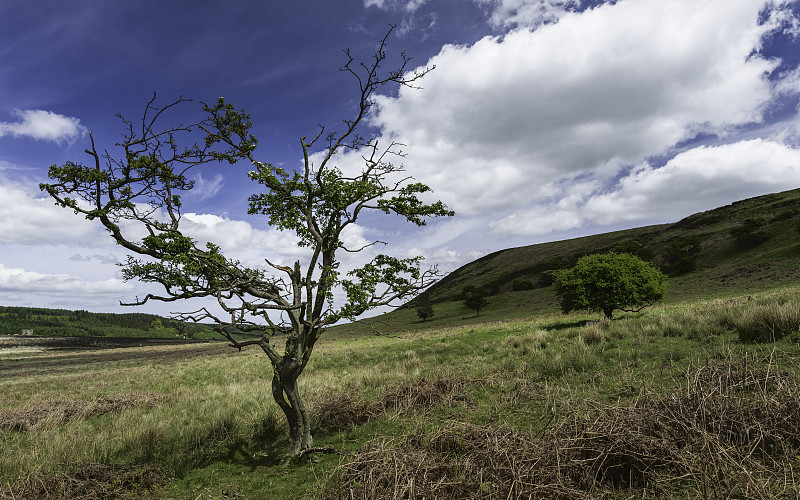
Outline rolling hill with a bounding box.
[420,187,800,303]
[333,187,800,335]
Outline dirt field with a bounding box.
[0,336,232,380]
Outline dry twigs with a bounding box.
[321,356,800,499]
[311,376,484,434]
[0,463,168,500]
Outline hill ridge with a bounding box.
[416,187,800,306]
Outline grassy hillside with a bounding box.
[426,187,800,301]
[332,187,800,336]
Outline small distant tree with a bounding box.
[415,302,434,322]
[553,252,667,320]
[462,285,489,316]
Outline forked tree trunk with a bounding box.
[271,369,312,458]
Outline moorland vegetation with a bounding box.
[4,16,800,498]
[2,187,800,498]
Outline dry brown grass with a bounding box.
[0,392,165,432]
[311,376,486,435]
[0,463,169,500]
[311,389,381,434]
[319,357,800,499]
[380,376,479,414]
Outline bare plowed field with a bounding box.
[0,336,230,380]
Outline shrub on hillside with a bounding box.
[613,238,654,261]
[511,279,535,291]
[416,303,435,322]
[462,286,489,316]
[538,270,559,287]
[660,235,702,275]
[730,217,772,249]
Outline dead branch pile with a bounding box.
[320,360,800,499]
[312,377,484,434]
[380,376,478,414]
[0,463,169,500]
[0,392,165,432]
[311,389,382,434]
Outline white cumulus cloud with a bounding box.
[490,139,800,236]
[0,180,105,246]
[370,0,784,218]
[0,264,133,295]
[583,139,800,225]
[364,0,427,12]
[475,0,581,30]
[0,109,86,144]
[180,212,307,267]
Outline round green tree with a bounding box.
[415,303,435,322]
[552,252,667,319]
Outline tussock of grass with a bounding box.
[0,392,165,432]
[579,320,611,344]
[312,376,487,435]
[311,389,378,434]
[0,463,169,500]
[501,328,548,353]
[722,301,800,342]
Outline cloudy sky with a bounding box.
[2,0,800,315]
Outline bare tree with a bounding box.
[40,27,452,459]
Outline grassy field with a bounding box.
[3,282,800,498]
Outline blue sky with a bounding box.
[2,0,800,315]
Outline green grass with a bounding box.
[3,285,800,498]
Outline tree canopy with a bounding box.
[462,285,489,316]
[40,27,452,459]
[552,252,666,319]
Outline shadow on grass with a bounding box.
[218,437,285,469]
[546,320,592,331]
[195,415,288,472]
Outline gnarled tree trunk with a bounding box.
[271,363,312,458]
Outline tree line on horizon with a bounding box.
[0,306,213,338]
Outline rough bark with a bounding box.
[272,367,313,459]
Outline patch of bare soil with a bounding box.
[320,360,800,499]
[0,392,165,431]
[0,463,169,500]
